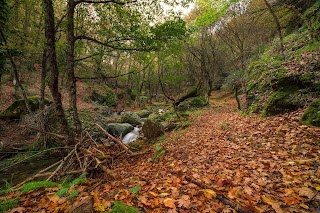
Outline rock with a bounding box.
[0,96,51,120]
[90,88,118,107]
[162,122,179,132]
[137,109,152,118]
[301,98,320,127]
[142,119,164,139]
[107,123,134,137]
[177,96,208,111]
[121,111,142,125]
[148,113,165,122]
[71,196,94,213]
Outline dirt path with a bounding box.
[5,91,320,212]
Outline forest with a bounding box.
[0,0,319,212]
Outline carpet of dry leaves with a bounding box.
[5,92,320,213]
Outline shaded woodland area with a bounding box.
[0,0,319,212]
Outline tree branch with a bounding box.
[75,35,153,51]
[75,0,136,6]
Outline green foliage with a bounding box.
[130,184,141,197]
[0,198,18,213]
[68,190,79,200]
[301,98,320,127]
[21,181,58,193]
[0,0,8,30]
[0,180,13,194]
[195,0,239,27]
[190,96,208,107]
[151,144,166,163]
[109,201,140,213]
[303,0,320,41]
[57,173,86,197]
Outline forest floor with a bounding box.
[2,91,320,213]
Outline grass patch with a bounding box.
[0,180,13,194]
[0,198,19,213]
[57,173,86,197]
[130,184,141,197]
[219,121,231,131]
[109,201,140,213]
[21,181,58,193]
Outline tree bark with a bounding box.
[263,0,285,56]
[44,0,74,144]
[0,29,31,113]
[67,0,82,131]
[40,47,47,109]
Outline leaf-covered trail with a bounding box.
[101,91,320,212]
[7,92,320,212]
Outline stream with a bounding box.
[0,153,60,188]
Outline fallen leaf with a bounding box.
[228,187,240,199]
[148,191,158,197]
[262,195,283,213]
[243,186,253,196]
[177,195,191,208]
[203,189,217,199]
[164,198,176,209]
[159,192,170,197]
[8,207,26,213]
[295,187,315,199]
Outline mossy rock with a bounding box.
[177,96,208,111]
[147,113,165,122]
[91,88,118,107]
[107,123,134,137]
[262,90,307,116]
[121,111,142,126]
[301,98,320,127]
[142,119,164,139]
[136,109,152,118]
[0,96,50,120]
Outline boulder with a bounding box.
[148,113,165,122]
[177,96,208,111]
[137,109,152,118]
[301,98,320,127]
[142,119,164,139]
[0,96,51,120]
[121,111,142,125]
[107,123,134,137]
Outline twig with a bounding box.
[13,159,63,189]
[47,149,75,181]
[96,123,133,154]
[185,176,256,213]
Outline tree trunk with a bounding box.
[44,0,74,144]
[67,0,81,131]
[0,29,31,113]
[40,47,47,109]
[263,0,285,56]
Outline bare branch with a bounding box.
[75,35,153,51]
[75,0,136,6]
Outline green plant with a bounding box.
[0,198,18,213]
[130,184,141,197]
[0,180,13,194]
[109,201,140,213]
[57,173,87,197]
[21,181,58,193]
[151,144,166,163]
[68,189,78,200]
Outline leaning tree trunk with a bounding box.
[0,29,31,113]
[44,0,74,144]
[67,0,81,131]
[263,0,285,56]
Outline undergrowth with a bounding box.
[109,201,140,213]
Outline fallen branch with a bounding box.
[185,176,256,213]
[47,149,75,181]
[96,123,133,154]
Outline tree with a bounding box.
[44,0,73,144]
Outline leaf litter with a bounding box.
[2,91,319,212]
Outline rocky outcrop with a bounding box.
[142,119,164,139]
[107,123,134,137]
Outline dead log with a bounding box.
[185,176,256,213]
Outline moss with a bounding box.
[21,181,58,193]
[262,90,307,116]
[109,201,140,213]
[301,98,320,127]
[0,198,18,213]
